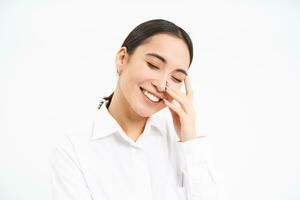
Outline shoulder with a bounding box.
[49,121,94,162]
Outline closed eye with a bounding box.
[172,77,183,83]
[146,62,159,70]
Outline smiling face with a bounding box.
[115,33,190,117]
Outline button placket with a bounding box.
[131,147,153,200]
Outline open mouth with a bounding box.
[140,87,162,103]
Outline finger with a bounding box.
[166,86,188,112]
[163,98,185,117]
[166,85,184,102]
[184,76,193,97]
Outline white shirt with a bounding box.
[50,98,219,200]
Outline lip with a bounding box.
[140,87,162,103]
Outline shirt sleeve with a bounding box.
[49,135,93,200]
[178,136,220,200]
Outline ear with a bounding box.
[115,47,128,73]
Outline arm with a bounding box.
[178,136,219,200]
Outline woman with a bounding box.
[50,19,218,200]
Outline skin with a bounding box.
[108,33,198,142]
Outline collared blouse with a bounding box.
[50,98,218,200]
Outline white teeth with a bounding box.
[142,89,160,102]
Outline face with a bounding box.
[115,33,190,117]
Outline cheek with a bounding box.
[166,83,182,101]
[120,72,148,92]
[131,69,151,84]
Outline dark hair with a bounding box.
[101,19,193,109]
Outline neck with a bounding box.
[107,86,147,141]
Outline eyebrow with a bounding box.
[146,53,188,76]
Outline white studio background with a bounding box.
[0,1,299,200]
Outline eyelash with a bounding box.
[146,62,182,83]
[147,62,159,70]
[172,77,182,83]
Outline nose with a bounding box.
[151,79,167,92]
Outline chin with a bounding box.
[135,105,155,117]
[132,103,158,118]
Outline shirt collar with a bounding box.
[90,98,167,141]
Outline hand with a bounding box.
[163,76,197,142]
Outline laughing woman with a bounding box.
[50,19,219,200]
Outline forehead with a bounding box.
[134,33,190,70]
